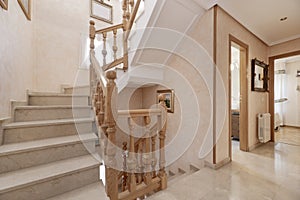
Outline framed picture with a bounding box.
[251,58,269,92]
[157,89,175,113]
[18,0,31,20]
[90,0,113,24]
[0,0,8,10]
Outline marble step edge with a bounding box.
[14,105,92,110]
[45,182,107,200]
[0,133,98,157]
[63,85,90,90]
[4,118,94,129]
[0,155,100,194]
[28,92,89,97]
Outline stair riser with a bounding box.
[3,122,93,144]
[0,140,96,174]
[64,87,90,95]
[0,166,99,200]
[29,96,89,106]
[14,108,92,122]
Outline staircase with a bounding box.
[0,86,101,200]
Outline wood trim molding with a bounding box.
[212,5,217,164]
[229,35,249,153]
[268,50,300,141]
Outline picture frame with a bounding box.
[0,0,8,10]
[90,0,113,24]
[157,89,175,113]
[251,58,269,92]
[18,0,31,20]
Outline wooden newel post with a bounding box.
[158,94,167,190]
[104,70,118,200]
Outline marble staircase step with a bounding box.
[45,182,108,200]
[28,93,89,106]
[14,105,92,122]
[3,118,94,144]
[0,133,98,174]
[0,155,100,200]
[63,85,90,95]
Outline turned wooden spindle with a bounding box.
[113,29,118,61]
[102,32,107,66]
[89,20,96,50]
[158,94,167,190]
[122,142,128,192]
[129,0,134,12]
[143,115,152,185]
[151,133,157,178]
[122,0,128,30]
[127,118,137,192]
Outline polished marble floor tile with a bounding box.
[148,141,300,200]
[275,126,300,146]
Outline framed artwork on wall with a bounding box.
[18,0,31,20]
[0,0,8,10]
[157,89,175,113]
[90,0,113,24]
[251,58,269,92]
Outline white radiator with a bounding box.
[258,113,271,143]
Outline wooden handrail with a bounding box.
[118,109,162,117]
[125,0,142,40]
[96,23,124,34]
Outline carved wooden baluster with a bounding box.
[143,116,152,185]
[151,132,157,178]
[129,0,134,14]
[126,0,131,22]
[122,0,128,30]
[137,140,143,184]
[102,32,107,66]
[127,118,137,192]
[95,82,101,116]
[158,94,167,190]
[122,142,128,192]
[104,71,118,200]
[89,20,96,50]
[113,29,118,61]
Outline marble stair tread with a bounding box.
[0,155,100,194]
[28,92,88,97]
[46,182,108,200]
[0,133,97,156]
[4,118,94,129]
[14,105,92,109]
[63,85,90,90]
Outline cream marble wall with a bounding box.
[269,38,300,57]
[216,7,269,161]
[34,0,122,92]
[0,1,35,118]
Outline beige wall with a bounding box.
[0,1,35,118]
[34,0,122,92]
[216,6,269,162]
[269,38,300,57]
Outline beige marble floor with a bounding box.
[147,141,300,200]
[49,141,300,200]
[275,127,300,146]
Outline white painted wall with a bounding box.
[284,60,300,127]
[0,1,35,118]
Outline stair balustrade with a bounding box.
[89,1,168,199]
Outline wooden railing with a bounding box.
[89,0,168,199]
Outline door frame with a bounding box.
[229,35,249,159]
[268,50,300,141]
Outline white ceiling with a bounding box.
[193,0,300,46]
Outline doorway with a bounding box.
[269,50,300,142]
[229,36,249,159]
[270,52,300,145]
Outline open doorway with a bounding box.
[229,36,249,159]
[272,54,300,146]
[269,50,300,143]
